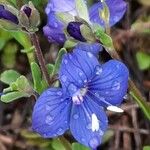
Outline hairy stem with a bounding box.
[30,33,51,85]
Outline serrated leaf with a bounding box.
[75,0,89,22]
[136,52,150,70]
[0,70,21,85]
[31,62,43,94]
[56,12,75,24]
[53,48,67,75]
[1,91,29,103]
[72,143,90,150]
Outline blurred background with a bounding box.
[0,0,150,150]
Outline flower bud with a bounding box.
[0,4,20,31]
[19,1,40,33]
[67,22,86,42]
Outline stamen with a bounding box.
[91,113,99,132]
[107,106,124,113]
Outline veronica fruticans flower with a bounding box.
[43,0,127,44]
[32,49,129,149]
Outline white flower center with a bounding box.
[72,88,87,105]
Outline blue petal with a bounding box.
[46,0,76,15]
[89,0,127,27]
[43,25,66,44]
[32,88,71,138]
[59,49,99,91]
[76,42,103,56]
[88,60,129,106]
[70,96,108,149]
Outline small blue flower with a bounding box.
[43,0,127,44]
[32,49,129,149]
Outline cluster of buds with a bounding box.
[0,1,40,33]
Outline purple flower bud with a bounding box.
[67,22,86,42]
[22,6,32,18]
[0,4,19,24]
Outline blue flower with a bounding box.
[43,0,127,44]
[32,49,129,149]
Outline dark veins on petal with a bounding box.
[0,4,19,24]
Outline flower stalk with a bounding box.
[29,33,51,85]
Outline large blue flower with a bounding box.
[43,0,127,44]
[32,49,129,149]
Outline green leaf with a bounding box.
[16,76,31,92]
[1,91,29,103]
[2,42,18,68]
[143,146,150,150]
[51,139,65,150]
[130,91,150,120]
[136,52,150,70]
[64,39,77,49]
[31,62,43,94]
[0,70,21,85]
[75,0,89,22]
[10,31,32,48]
[96,29,113,48]
[72,143,90,150]
[46,64,54,75]
[102,130,114,144]
[53,48,67,75]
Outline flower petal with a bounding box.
[76,42,103,56]
[59,49,99,90]
[70,96,108,149]
[89,0,127,27]
[88,60,129,106]
[47,0,76,15]
[32,88,71,138]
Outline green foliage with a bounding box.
[51,139,66,150]
[143,146,150,150]
[95,28,113,48]
[102,130,114,144]
[2,42,18,68]
[31,62,48,94]
[1,91,29,103]
[0,29,12,50]
[47,64,54,75]
[136,52,150,70]
[72,143,90,150]
[130,91,150,120]
[0,70,32,103]
[75,0,90,22]
[0,70,21,85]
[52,48,67,75]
